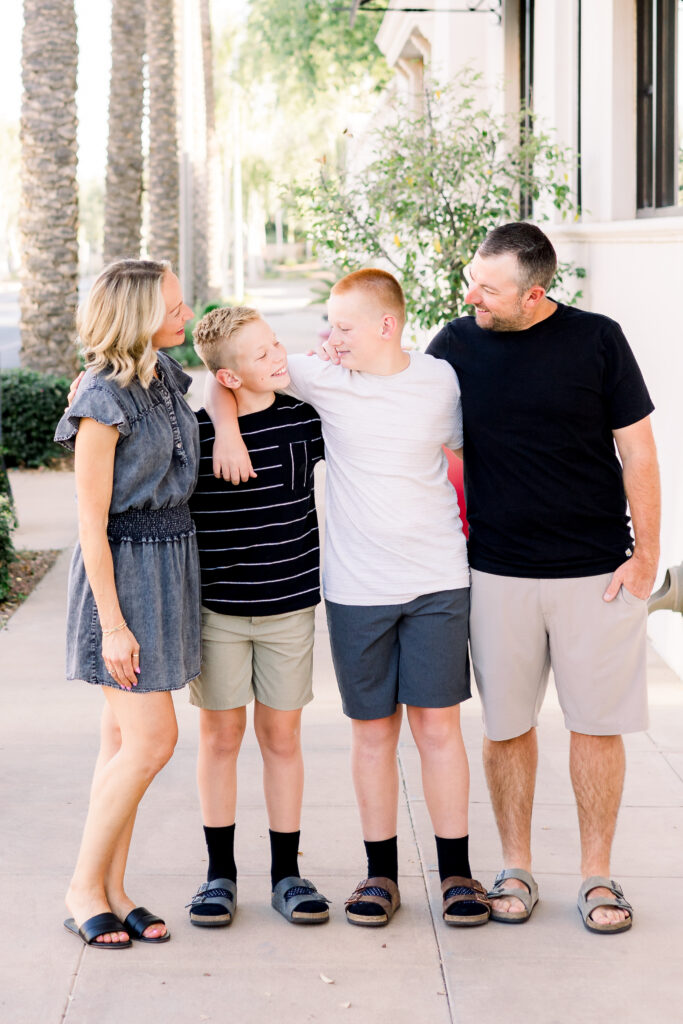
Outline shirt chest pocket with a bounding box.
[285,440,309,499]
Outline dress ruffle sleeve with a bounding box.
[54,376,131,451]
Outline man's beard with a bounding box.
[477,300,528,332]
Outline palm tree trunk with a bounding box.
[146,0,179,269]
[186,0,209,308]
[199,0,222,301]
[103,0,145,264]
[19,0,79,376]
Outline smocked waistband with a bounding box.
[107,503,194,542]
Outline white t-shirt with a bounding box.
[285,352,469,605]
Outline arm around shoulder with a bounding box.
[203,373,256,484]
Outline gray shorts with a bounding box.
[189,605,316,711]
[325,588,471,721]
[469,569,649,740]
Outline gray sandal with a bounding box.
[488,868,539,923]
[271,876,330,924]
[577,876,633,934]
[187,877,237,927]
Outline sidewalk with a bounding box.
[4,465,683,1024]
[2,274,682,1023]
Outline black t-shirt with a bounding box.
[189,394,324,615]
[427,303,654,578]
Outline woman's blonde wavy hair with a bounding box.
[78,259,171,389]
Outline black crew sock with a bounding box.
[347,837,399,919]
[269,829,327,913]
[436,834,483,918]
[269,829,301,888]
[364,836,398,882]
[204,823,236,883]
[435,834,471,882]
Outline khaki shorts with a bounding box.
[189,605,316,711]
[469,570,649,740]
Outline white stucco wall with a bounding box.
[539,0,683,676]
[550,221,683,679]
[375,0,504,105]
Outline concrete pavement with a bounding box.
[4,482,683,1024]
[2,274,683,1023]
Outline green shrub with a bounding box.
[0,495,15,601]
[167,302,226,367]
[0,369,71,467]
[0,461,11,500]
[165,339,204,367]
[292,71,584,329]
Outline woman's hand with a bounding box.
[102,626,141,690]
[66,370,85,408]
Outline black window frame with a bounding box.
[637,0,681,213]
[519,0,535,219]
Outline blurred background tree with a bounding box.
[291,73,584,331]
[241,0,390,100]
[222,0,390,259]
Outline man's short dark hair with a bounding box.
[478,223,557,293]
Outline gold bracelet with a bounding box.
[102,619,127,637]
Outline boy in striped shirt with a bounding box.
[186,307,330,927]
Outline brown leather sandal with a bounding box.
[345,876,401,927]
[441,876,491,927]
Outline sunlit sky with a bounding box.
[1,0,247,179]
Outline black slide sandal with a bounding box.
[123,906,171,943]
[63,912,132,949]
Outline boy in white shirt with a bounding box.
[208,270,490,928]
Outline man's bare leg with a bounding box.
[570,731,629,927]
[483,728,537,915]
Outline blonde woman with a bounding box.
[55,260,199,948]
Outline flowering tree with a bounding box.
[292,74,584,330]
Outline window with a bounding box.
[680,2,683,204]
[637,0,683,212]
[519,0,534,218]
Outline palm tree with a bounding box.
[199,0,222,300]
[191,0,210,308]
[146,0,179,270]
[103,0,146,264]
[19,0,79,376]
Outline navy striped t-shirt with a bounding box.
[190,395,324,616]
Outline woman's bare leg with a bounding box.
[65,689,177,944]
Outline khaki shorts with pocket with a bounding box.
[189,605,316,711]
[469,570,649,740]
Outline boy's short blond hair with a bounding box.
[331,269,406,325]
[193,306,262,374]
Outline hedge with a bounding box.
[0,495,16,602]
[0,369,71,467]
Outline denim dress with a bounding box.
[54,352,201,692]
